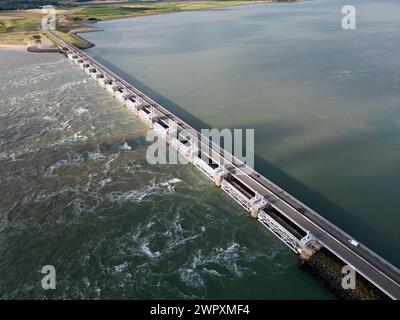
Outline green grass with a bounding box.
[72,6,158,19]
[70,1,265,21]
[0,1,272,45]
[52,30,89,48]
[12,17,41,31]
[76,7,143,16]
[0,17,41,33]
[173,1,262,10]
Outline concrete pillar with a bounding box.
[250,206,259,219]
[168,119,178,144]
[249,195,269,219]
[131,96,140,116]
[214,167,229,187]
[132,103,140,116]
[298,232,319,259]
[188,144,199,163]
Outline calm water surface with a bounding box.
[0,0,399,299]
[84,0,400,265]
[0,50,332,299]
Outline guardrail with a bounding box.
[51,30,400,299]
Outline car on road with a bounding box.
[348,239,359,247]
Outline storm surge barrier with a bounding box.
[51,31,400,300]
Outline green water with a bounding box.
[84,0,400,265]
[0,0,398,299]
[0,50,333,299]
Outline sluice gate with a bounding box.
[52,33,400,299]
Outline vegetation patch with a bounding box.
[0,1,274,46]
[52,29,90,48]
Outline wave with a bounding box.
[120,142,132,151]
[179,268,205,288]
[141,241,161,259]
[59,79,88,93]
[72,107,89,115]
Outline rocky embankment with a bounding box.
[300,248,388,300]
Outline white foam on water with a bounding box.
[56,120,71,131]
[168,178,182,184]
[46,152,84,175]
[146,221,155,228]
[166,234,200,252]
[202,268,223,277]
[72,107,89,115]
[106,175,183,204]
[179,268,205,288]
[35,185,79,202]
[141,241,160,258]
[120,142,132,151]
[48,159,69,175]
[43,116,58,122]
[160,178,182,193]
[186,242,244,278]
[60,132,89,145]
[82,277,90,288]
[99,177,112,187]
[103,154,119,176]
[106,185,153,203]
[0,152,16,162]
[114,262,128,273]
[94,288,101,297]
[87,151,105,161]
[59,79,88,92]
[68,197,97,216]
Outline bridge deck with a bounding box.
[51,31,400,299]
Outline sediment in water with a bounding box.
[300,248,389,300]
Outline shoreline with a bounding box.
[69,1,280,49]
[57,34,399,300]
[0,0,293,49]
[0,44,27,50]
[0,33,60,52]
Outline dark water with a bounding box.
[0,50,333,299]
[0,0,399,300]
[84,0,400,267]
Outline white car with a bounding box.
[348,239,359,247]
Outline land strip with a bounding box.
[0,1,284,48]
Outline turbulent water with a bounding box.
[84,0,400,267]
[1,0,399,300]
[0,50,333,299]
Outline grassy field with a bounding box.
[0,11,41,32]
[68,1,264,20]
[0,10,41,45]
[0,1,272,47]
[166,1,261,10]
[51,30,90,48]
[69,6,174,21]
[0,9,66,45]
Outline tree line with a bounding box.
[0,1,59,10]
